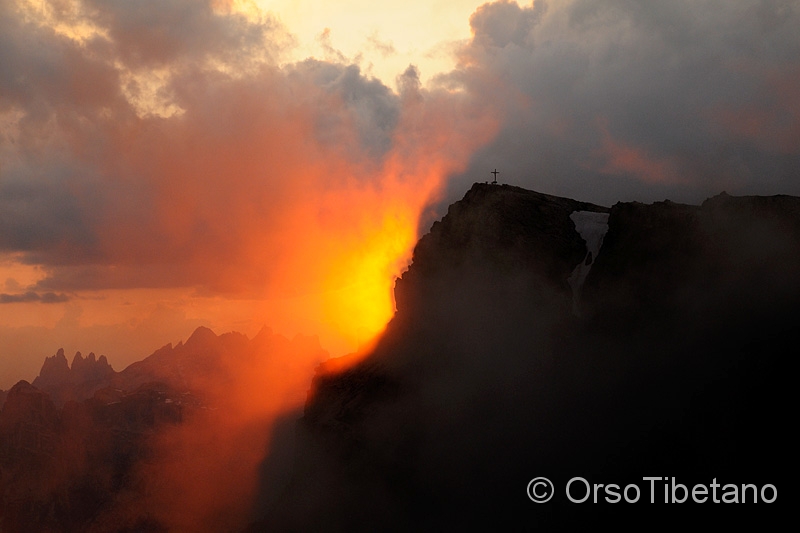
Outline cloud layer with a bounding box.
[1,0,491,300]
[442,0,800,205]
[4,0,799,294]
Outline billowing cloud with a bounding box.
[82,0,281,67]
[5,0,800,296]
[440,0,800,206]
[0,0,495,365]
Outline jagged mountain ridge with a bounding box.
[31,349,116,407]
[9,325,319,409]
[259,183,796,530]
[0,326,327,532]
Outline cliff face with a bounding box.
[394,184,607,322]
[261,184,796,530]
[582,192,800,326]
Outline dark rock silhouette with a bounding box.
[32,348,117,406]
[26,325,296,407]
[0,378,197,532]
[0,326,326,532]
[257,183,794,530]
[0,380,60,463]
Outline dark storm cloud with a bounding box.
[441,0,800,206]
[0,165,101,257]
[287,60,402,159]
[0,291,69,304]
[0,3,123,118]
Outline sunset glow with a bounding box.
[318,205,414,348]
[0,0,498,388]
[3,1,800,530]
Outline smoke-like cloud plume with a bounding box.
[0,0,496,357]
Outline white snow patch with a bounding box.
[567,210,610,315]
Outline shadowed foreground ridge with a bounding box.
[258,183,794,530]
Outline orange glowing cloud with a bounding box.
[128,329,328,533]
[0,0,502,400]
[1,0,498,370]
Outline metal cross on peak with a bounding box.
[491,169,499,185]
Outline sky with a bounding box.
[2,0,799,388]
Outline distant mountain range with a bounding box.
[0,327,326,532]
[2,183,796,531]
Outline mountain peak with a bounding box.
[38,349,70,381]
[0,380,58,427]
[186,326,218,347]
[32,347,116,406]
[7,379,36,395]
[71,351,84,369]
[394,182,608,316]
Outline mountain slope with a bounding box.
[259,183,795,530]
[0,327,327,532]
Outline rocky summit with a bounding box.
[258,183,796,530]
